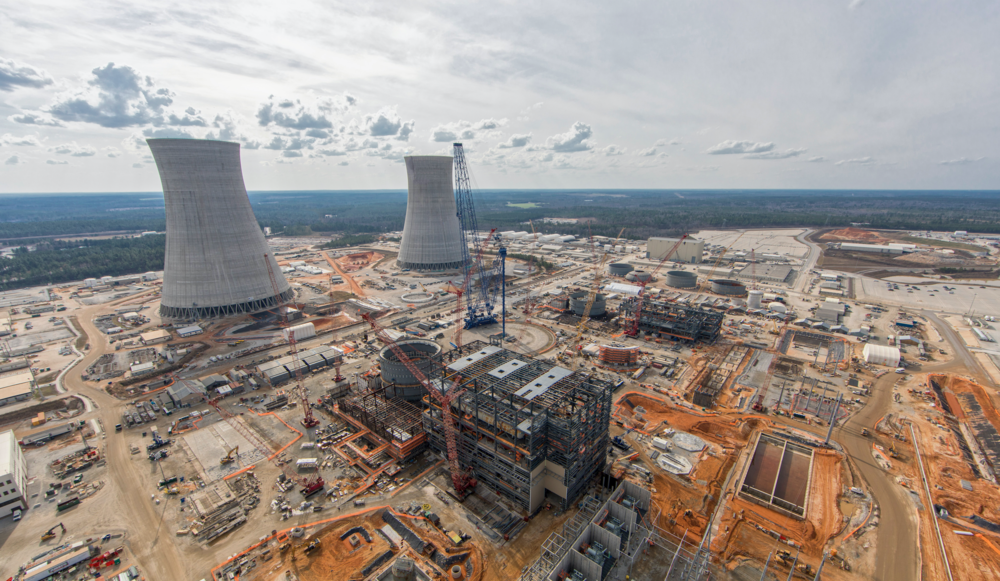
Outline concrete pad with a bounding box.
[183,422,265,482]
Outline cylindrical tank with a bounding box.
[768,302,787,314]
[397,156,465,271]
[665,270,697,289]
[379,340,442,400]
[148,138,293,320]
[608,263,634,277]
[569,291,607,317]
[626,270,652,283]
[748,290,764,309]
[451,565,463,580]
[710,279,747,296]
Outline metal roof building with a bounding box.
[396,156,465,271]
[863,344,901,367]
[148,138,293,320]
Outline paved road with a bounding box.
[923,310,996,387]
[793,229,821,293]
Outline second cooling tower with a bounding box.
[148,138,292,319]
[397,156,464,271]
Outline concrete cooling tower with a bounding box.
[396,156,464,271]
[148,138,293,319]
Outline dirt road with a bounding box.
[832,371,918,581]
[322,251,365,297]
[923,310,995,387]
[62,304,188,581]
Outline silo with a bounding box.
[747,290,764,309]
[665,270,697,289]
[147,138,292,320]
[710,279,747,296]
[569,291,607,317]
[397,156,465,271]
[379,340,442,401]
[608,263,634,277]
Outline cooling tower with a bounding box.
[397,156,464,271]
[148,138,293,319]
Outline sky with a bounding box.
[0,0,998,193]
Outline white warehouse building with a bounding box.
[648,237,706,263]
[863,344,901,367]
[0,429,29,518]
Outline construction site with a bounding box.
[6,137,1000,581]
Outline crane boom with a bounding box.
[264,254,320,429]
[453,143,506,330]
[361,312,476,495]
[574,227,625,350]
[625,234,688,337]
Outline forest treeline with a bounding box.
[0,235,165,291]
[3,189,1000,291]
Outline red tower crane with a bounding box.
[361,312,477,496]
[265,254,320,429]
[625,234,688,337]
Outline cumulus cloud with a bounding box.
[8,111,63,126]
[282,150,303,158]
[939,157,986,165]
[546,122,594,153]
[45,63,175,128]
[656,138,682,147]
[205,111,261,149]
[430,118,508,143]
[256,93,356,130]
[835,156,875,166]
[317,148,347,156]
[707,140,775,155]
[636,147,657,157]
[0,133,42,146]
[104,147,121,158]
[132,162,143,168]
[50,142,96,157]
[0,58,54,91]
[367,108,402,136]
[498,133,532,149]
[122,127,198,157]
[167,107,208,127]
[5,155,21,165]
[602,144,625,156]
[46,159,68,165]
[745,147,807,160]
[807,156,825,162]
[396,120,415,142]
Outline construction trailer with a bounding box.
[421,340,614,513]
[617,299,723,344]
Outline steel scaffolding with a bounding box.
[422,340,614,513]
[617,298,723,344]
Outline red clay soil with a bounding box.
[819,228,892,243]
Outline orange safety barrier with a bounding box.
[223,410,303,481]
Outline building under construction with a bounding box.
[618,299,723,344]
[338,387,427,462]
[423,341,614,513]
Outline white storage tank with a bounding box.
[748,290,764,309]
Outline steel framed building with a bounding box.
[147,138,293,320]
[422,341,614,513]
[617,299,723,344]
